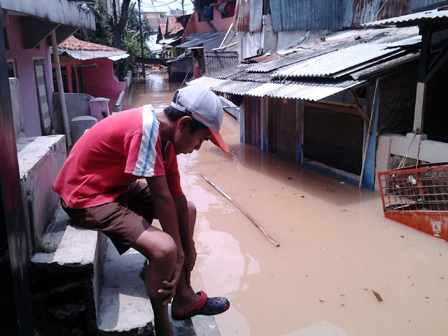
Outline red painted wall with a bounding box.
[184,4,234,36]
[82,58,125,100]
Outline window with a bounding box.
[7,59,17,77]
[4,27,9,50]
[34,59,52,135]
[217,1,235,18]
[197,0,217,22]
[52,66,69,93]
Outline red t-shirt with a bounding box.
[53,105,183,209]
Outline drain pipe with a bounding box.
[51,29,72,149]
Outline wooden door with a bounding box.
[269,98,298,159]
[244,96,261,147]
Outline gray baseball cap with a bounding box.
[171,85,230,153]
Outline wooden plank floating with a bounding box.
[201,175,280,247]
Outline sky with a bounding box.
[135,0,194,14]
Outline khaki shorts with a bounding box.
[62,181,154,254]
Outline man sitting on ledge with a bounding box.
[53,86,231,336]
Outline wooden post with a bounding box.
[51,29,73,148]
[413,25,432,134]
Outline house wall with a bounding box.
[184,1,234,38]
[242,90,375,186]
[81,58,126,101]
[57,56,82,93]
[5,15,54,137]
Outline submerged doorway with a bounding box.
[269,98,298,159]
[303,102,363,175]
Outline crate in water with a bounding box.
[377,162,448,240]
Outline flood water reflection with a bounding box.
[127,74,448,336]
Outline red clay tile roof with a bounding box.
[159,15,184,37]
[167,16,184,35]
[59,36,124,52]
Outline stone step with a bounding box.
[30,205,103,334]
[97,239,154,334]
[99,235,221,336]
[31,205,221,335]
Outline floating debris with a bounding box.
[372,290,383,302]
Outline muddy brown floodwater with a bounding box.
[126,74,448,336]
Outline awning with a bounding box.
[108,54,130,61]
[59,49,129,61]
[188,78,364,102]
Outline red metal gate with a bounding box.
[378,162,448,240]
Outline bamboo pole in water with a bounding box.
[201,175,280,247]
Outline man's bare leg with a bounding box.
[133,226,177,336]
[171,201,201,315]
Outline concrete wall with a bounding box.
[5,15,54,137]
[17,136,67,247]
[53,92,94,134]
[375,133,448,190]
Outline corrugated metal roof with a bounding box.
[211,80,264,95]
[270,0,343,31]
[246,48,338,73]
[178,31,227,48]
[238,80,364,101]
[410,0,448,11]
[350,52,420,79]
[188,26,422,101]
[230,71,272,83]
[364,7,448,27]
[188,77,364,102]
[264,80,364,101]
[187,77,226,89]
[273,44,400,79]
[209,63,252,79]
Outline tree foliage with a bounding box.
[84,0,153,79]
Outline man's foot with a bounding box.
[171,291,230,320]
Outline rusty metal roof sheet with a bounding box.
[364,7,448,27]
[246,48,338,73]
[272,44,401,79]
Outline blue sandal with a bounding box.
[172,291,230,320]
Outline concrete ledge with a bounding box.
[31,205,98,266]
[17,135,67,246]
